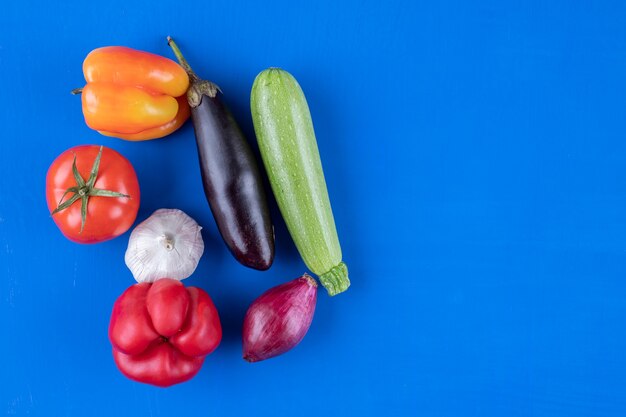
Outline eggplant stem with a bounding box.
[167,36,221,104]
[167,36,198,82]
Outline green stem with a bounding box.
[51,146,130,234]
[166,36,198,82]
[166,36,221,104]
[319,262,350,296]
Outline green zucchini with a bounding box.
[251,68,349,296]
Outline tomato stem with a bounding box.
[51,146,130,234]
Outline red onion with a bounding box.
[243,274,318,362]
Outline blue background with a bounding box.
[1,0,625,415]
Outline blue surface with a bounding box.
[1,0,626,415]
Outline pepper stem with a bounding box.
[71,88,83,95]
[167,36,198,82]
[319,262,350,296]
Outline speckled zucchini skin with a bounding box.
[251,68,349,296]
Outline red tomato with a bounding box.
[46,145,140,243]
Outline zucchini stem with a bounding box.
[319,262,350,296]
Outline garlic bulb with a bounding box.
[125,209,204,283]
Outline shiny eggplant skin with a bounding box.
[166,37,274,270]
[191,92,274,270]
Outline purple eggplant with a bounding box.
[167,37,274,270]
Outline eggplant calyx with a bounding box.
[187,80,220,107]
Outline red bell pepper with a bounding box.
[109,279,222,387]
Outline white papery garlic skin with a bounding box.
[125,209,204,283]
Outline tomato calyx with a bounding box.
[51,145,130,233]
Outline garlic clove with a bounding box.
[125,209,204,283]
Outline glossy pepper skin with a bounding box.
[79,46,191,141]
[109,279,221,387]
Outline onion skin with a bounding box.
[243,275,317,362]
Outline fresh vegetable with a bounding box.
[125,209,204,283]
[75,46,191,141]
[167,37,274,271]
[109,278,222,387]
[243,274,317,362]
[46,145,140,243]
[250,68,349,295]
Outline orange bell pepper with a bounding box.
[77,46,191,141]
